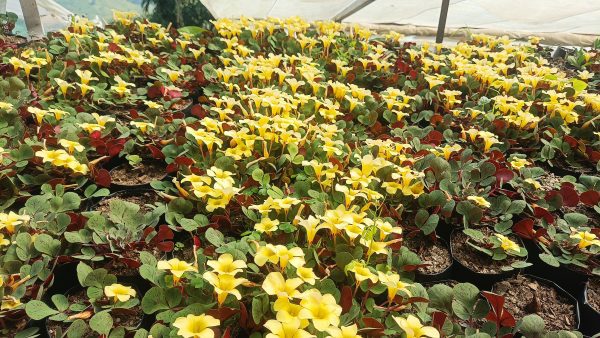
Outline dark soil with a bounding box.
[47,289,143,337]
[0,35,27,46]
[101,248,165,277]
[547,55,578,78]
[587,278,600,313]
[451,230,519,274]
[405,238,452,275]
[94,191,162,214]
[110,162,166,186]
[493,275,577,331]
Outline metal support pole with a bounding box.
[436,0,450,43]
[19,0,44,39]
[332,0,376,22]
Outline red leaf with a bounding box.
[513,219,535,240]
[175,156,195,166]
[482,291,516,327]
[95,169,111,187]
[362,317,385,336]
[563,135,578,148]
[166,163,178,173]
[207,307,237,321]
[239,302,248,328]
[340,286,353,313]
[580,191,600,206]
[157,241,174,252]
[431,311,447,331]
[495,168,515,185]
[534,207,555,224]
[222,327,231,338]
[559,185,579,207]
[146,145,165,159]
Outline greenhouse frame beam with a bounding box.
[19,0,44,38]
[332,0,376,22]
[436,0,450,43]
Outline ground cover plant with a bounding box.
[0,11,599,338]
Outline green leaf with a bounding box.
[66,319,88,338]
[572,78,588,92]
[518,314,545,337]
[141,287,169,314]
[90,310,112,336]
[205,228,225,247]
[52,294,69,312]
[77,262,93,286]
[33,234,61,257]
[26,300,59,320]
[539,253,560,267]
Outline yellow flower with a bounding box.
[78,123,104,133]
[206,253,246,276]
[76,83,95,96]
[433,144,461,160]
[1,296,21,311]
[296,215,324,246]
[104,283,136,303]
[130,121,155,133]
[326,324,361,338]
[377,271,412,303]
[265,318,314,338]
[54,79,74,96]
[254,244,305,269]
[254,217,279,234]
[0,102,14,111]
[524,178,541,190]
[173,314,219,338]
[298,289,342,332]
[467,196,491,208]
[347,261,378,284]
[157,258,197,283]
[296,266,318,285]
[161,68,184,82]
[0,234,10,247]
[112,76,135,97]
[393,315,439,338]
[28,107,48,124]
[202,271,247,305]
[144,100,162,109]
[262,272,303,298]
[49,108,69,121]
[509,158,530,170]
[0,211,30,234]
[75,69,98,85]
[58,139,85,153]
[495,234,520,252]
[571,231,600,249]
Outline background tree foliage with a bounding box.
[141,0,214,28]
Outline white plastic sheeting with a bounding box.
[3,0,72,34]
[200,0,600,46]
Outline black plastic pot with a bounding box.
[102,156,168,191]
[412,235,454,284]
[44,284,150,338]
[449,229,527,290]
[525,242,590,296]
[493,274,580,332]
[579,279,600,335]
[87,188,165,213]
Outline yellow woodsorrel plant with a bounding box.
[0,9,596,338]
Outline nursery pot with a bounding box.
[87,188,165,214]
[45,285,149,338]
[449,229,527,291]
[411,235,454,284]
[494,274,580,333]
[578,279,600,335]
[103,156,169,191]
[525,242,590,296]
